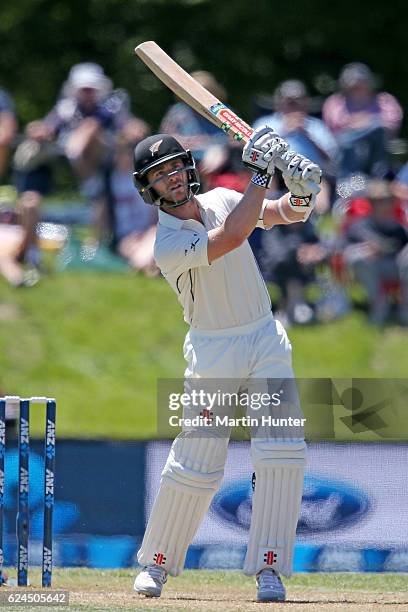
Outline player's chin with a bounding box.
[168,186,188,203]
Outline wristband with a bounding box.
[288,193,312,210]
[251,171,272,189]
[277,197,292,223]
[288,192,315,222]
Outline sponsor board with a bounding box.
[2,439,407,571]
[2,440,145,569]
[146,441,408,571]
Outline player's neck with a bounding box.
[163,197,202,223]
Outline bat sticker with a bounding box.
[210,102,224,114]
[209,104,253,140]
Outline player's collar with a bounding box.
[158,201,206,231]
[158,208,184,229]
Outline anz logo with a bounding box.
[18,545,28,568]
[19,418,29,443]
[43,547,52,572]
[212,474,370,534]
[46,420,56,446]
[2,449,79,547]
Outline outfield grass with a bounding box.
[1,569,407,611]
[0,271,407,439]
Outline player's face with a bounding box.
[147,159,188,204]
[76,87,100,111]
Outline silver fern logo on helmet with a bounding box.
[149,139,163,155]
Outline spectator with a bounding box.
[200,143,252,193]
[254,80,338,213]
[159,71,229,164]
[0,88,17,181]
[323,63,403,178]
[0,187,37,287]
[257,220,327,325]
[109,131,158,276]
[0,223,32,287]
[343,180,408,325]
[14,63,149,265]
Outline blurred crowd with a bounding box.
[1,61,408,327]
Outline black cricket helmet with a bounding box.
[133,134,200,206]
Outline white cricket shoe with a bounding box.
[134,564,167,597]
[256,568,286,602]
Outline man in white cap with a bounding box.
[14,63,149,253]
[323,63,403,178]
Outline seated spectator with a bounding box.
[109,131,158,276]
[13,63,149,266]
[253,80,338,213]
[343,180,408,325]
[257,220,327,325]
[0,187,38,287]
[0,223,25,286]
[323,63,403,178]
[200,143,252,193]
[159,71,229,164]
[0,88,17,181]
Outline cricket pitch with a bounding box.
[0,569,407,611]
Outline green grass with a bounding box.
[12,566,408,591]
[1,569,407,611]
[0,271,407,439]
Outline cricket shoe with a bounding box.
[134,564,167,597]
[256,568,286,602]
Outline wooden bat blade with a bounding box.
[134,41,319,191]
[135,41,254,144]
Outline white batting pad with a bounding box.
[243,440,306,577]
[137,480,213,575]
[138,431,229,576]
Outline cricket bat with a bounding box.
[134,41,296,178]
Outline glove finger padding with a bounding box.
[263,138,288,162]
[242,125,289,175]
[278,150,322,221]
[281,151,322,197]
[255,132,278,153]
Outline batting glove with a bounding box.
[281,151,322,221]
[242,126,288,188]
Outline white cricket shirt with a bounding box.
[154,187,272,330]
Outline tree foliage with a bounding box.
[1,0,407,133]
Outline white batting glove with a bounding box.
[281,150,322,221]
[242,126,289,188]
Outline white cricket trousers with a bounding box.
[137,313,306,576]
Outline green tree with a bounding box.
[1,0,407,134]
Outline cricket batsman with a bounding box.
[132,127,321,602]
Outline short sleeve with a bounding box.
[211,187,242,215]
[155,229,210,276]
